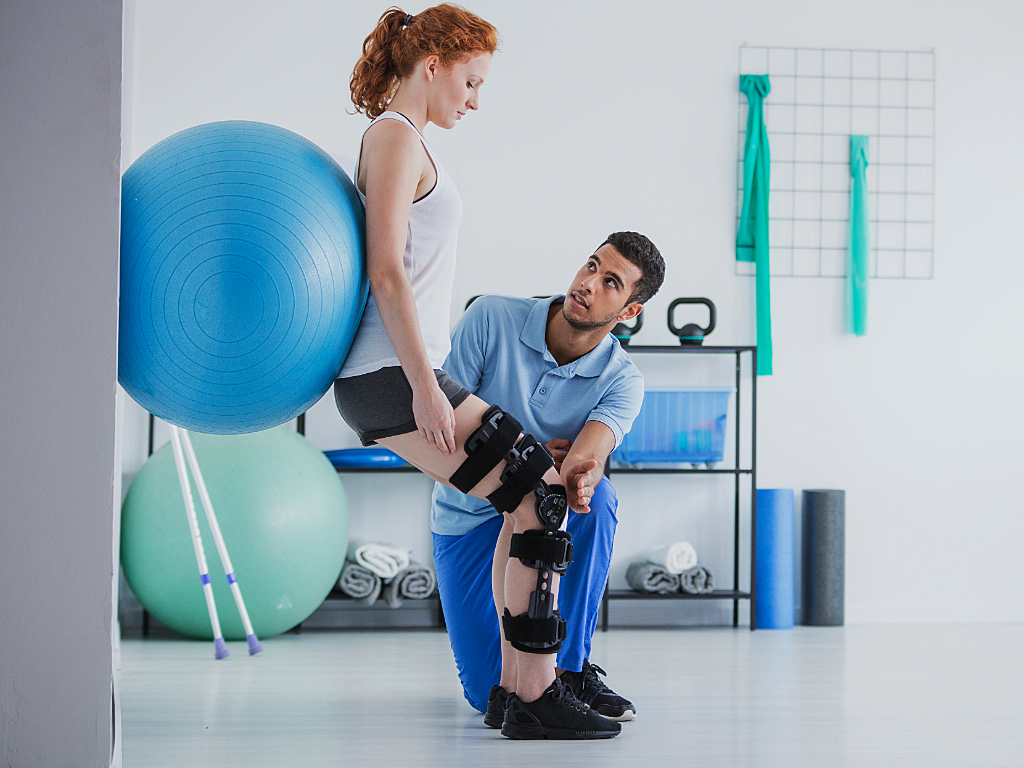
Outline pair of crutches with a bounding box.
[168,425,262,659]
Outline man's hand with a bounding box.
[562,456,599,514]
[555,422,615,514]
[545,438,572,472]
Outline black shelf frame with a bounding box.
[600,344,758,631]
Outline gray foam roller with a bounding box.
[801,489,845,626]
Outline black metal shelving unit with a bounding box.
[600,344,758,631]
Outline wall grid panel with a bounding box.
[737,46,936,280]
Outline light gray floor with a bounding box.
[120,625,1024,767]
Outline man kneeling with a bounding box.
[431,232,665,730]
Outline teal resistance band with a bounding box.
[737,74,772,375]
[848,135,870,336]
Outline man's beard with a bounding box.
[561,302,621,332]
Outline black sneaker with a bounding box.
[501,677,621,740]
[561,660,636,721]
[483,685,509,729]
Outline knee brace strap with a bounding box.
[450,405,522,494]
[509,530,573,574]
[502,609,567,655]
[486,434,554,514]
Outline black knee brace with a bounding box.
[449,406,573,654]
[502,517,572,654]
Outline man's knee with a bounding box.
[568,476,618,535]
[432,522,504,712]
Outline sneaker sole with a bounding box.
[483,711,504,729]
[501,723,620,740]
[598,708,636,722]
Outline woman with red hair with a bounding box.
[334,4,621,740]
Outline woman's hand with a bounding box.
[413,380,457,454]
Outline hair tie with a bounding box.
[403,14,414,27]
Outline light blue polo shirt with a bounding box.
[430,295,644,536]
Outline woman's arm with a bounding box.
[360,120,456,452]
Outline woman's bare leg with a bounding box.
[503,496,562,702]
[379,395,564,702]
[493,515,517,692]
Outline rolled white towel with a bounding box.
[645,541,698,574]
[347,540,411,580]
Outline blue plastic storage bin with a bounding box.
[612,387,736,467]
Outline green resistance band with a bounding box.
[737,74,772,375]
[848,135,870,336]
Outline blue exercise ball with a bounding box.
[119,121,367,434]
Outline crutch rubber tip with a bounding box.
[246,634,263,655]
[214,638,230,660]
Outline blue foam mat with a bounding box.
[324,448,408,468]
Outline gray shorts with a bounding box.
[333,366,472,446]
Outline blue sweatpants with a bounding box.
[432,477,617,713]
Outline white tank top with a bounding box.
[338,111,463,378]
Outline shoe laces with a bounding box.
[552,677,589,713]
[582,661,612,696]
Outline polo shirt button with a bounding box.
[540,388,546,394]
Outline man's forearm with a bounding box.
[561,421,616,487]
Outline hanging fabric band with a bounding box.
[737,74,772,376]
[848,135,870,336]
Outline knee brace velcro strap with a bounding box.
[486,434,554,514]
[509,530,573,574]
[450,405,522,494]
[502,609,567,654]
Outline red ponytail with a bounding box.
[350,4,499,119]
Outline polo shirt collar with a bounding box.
[521,295,617,378]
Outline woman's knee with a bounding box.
[508,499,542,532]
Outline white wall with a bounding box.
[122,0,1024,624]
[0,1,123,765]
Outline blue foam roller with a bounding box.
[119,121,368,434]
[756,488,795,629]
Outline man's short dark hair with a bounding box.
[601,231,665,305]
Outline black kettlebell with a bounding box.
[611,309,643,346]
[668,297,716,346]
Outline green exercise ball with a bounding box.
[121,427,347,640]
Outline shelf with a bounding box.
[609,467,752,475]
[300,592,444,631]
[321,591,440,605]
[334,465,419,474]
[621,345,756,354]
[605,589,750,601]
